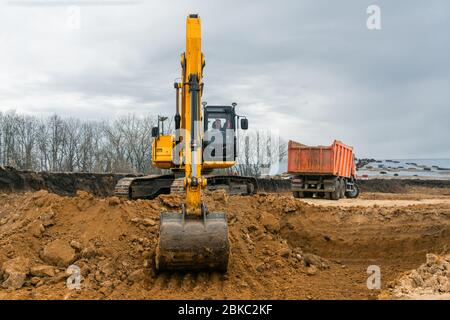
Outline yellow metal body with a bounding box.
[203,161,236,170]
[152,143,236,170]
[151,15,235,215]
[182,15,203,215]
[151,135,173,169]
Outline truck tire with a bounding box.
[247,183,255,195]
[346,183,360,198]
[340,179,346,198]
[330,180,340,200]
[293,191,305,198]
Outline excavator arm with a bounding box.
[182,14,206,216]
[154,15,230,272]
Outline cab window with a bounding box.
[206,112,233,132]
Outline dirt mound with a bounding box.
[380,253,450,299]
[0,167,291,197]
[359,179,407,193]
[0,190,325,299]
[358,179,450,193]
[0,166,136,197]
[0,189,449,299]
[2,166,450,199]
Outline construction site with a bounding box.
[1,3,449,303]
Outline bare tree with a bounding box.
[0,112,283,177]
[16,115,37,170]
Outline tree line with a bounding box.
[0,111,286,176]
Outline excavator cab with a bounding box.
[203,104,248,164]
[204,105,236,162]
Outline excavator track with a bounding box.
[206,175,257,195]
[114,174,176,199]
[170,178,185,195]
[114,177,136,198]
[114,174,259,200]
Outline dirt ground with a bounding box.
[0,185,449,300]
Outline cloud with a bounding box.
[0,0,449,158]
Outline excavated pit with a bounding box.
[0,182,449,299]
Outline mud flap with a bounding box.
[155,208,230,272]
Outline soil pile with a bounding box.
[0,166,135,196]
[0,189,449,299]
[380,253,450,299]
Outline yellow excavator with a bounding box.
[115,14,252,271]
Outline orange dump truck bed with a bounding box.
[287,140,356,178]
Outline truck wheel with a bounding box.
[340,179,346,198]
[293,191,304,198]
[346,183,360,198]
[247,183,255,195]
[330,180,340,200]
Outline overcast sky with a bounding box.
[0,0,449,158]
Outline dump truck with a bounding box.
[287,140,360,200]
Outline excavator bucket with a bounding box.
[155,211,230,272]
